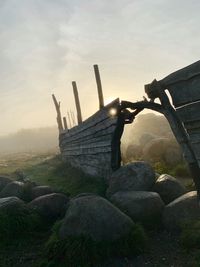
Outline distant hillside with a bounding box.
[0,126,59,155]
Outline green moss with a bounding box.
[40,221,147,267]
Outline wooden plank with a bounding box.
[145,60,200,107]
[164,75,200,107]
[176,101,200,123]
[59,120,117,146]
[60,98,119,136]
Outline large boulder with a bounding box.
[31,185,54,199]
[110,191,164,227]
[0,176,12,192]
[29,193,69,221]
[163,191,200,231]
[107,161,155,197]
[153,174,187,204]
[0,181,25,199]
[59,195,134,242]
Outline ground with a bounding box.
[0,152,198,267]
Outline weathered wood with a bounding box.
[52,94,63,132]
[94,64,104,109]
[176,101,200,123]
[59,99,120,178]
[145,60,200,107]
[72,81,82,124]
[63,117,68,130]
[61,99,119,136]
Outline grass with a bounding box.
[0,152,107,197]
[39,221,147,267]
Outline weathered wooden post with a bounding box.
[63,117,68,130]
[52,94,63,132]
[67,111,72,129]
[94,64,104,109]
[72,81,82,125]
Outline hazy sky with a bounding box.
[0,0,200,135]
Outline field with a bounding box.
[0,152,198,267]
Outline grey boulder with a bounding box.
[110,191,164,227]
[153,174,187,204]
[0,176,12,192]
[163,191,200,231]
[59,195,134,242]
[107,161,155,197]
[31,185,54,199]
[0,196,25,211]
[29,193,69,221]
[0,181,25,199]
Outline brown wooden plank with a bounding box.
[176,101,200,123]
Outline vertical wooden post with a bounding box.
[52,94,63,132]
[63,117,68,130]
[72,81,82,125]
[67,111,72,128]
[94,64,104,109]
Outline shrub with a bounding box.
[40,221,147,267]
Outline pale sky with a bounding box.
[0,0,200,135]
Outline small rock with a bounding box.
[29,193,69,221]
[0,176,12,192]
[31,185,54,199]
[0,181,25,198]
[0,196,24,211]
[153,174,187,204]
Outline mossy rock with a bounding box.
[41,221,147,267]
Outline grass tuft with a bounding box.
[40,221,147,267]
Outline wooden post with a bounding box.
[72,81,82,125]
[52,94,63,132]
[63,117,68,130]
[67,111,72,128]
[94,64,104,109]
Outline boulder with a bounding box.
[59,195,134,242]
[0,196,25,211]
[153,174,187,204]
[0,181,25,199]
[31,185,54,199]
[29,193,69,221]
[107,161,155,197]
[163,191,200,231]
[0,176,12,192]
[110,191,164,227]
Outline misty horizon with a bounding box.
[1,0,200,135]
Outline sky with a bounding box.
[0,0,200,135]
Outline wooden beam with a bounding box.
[63,117,68,130]
[94,64,104,109]
[72,81,82,125]
[52,94,63,132]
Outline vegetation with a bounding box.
[39,221,147,267]
[0,153,107,197]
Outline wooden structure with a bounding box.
[53,60,200,195]
[121,60,200,196]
